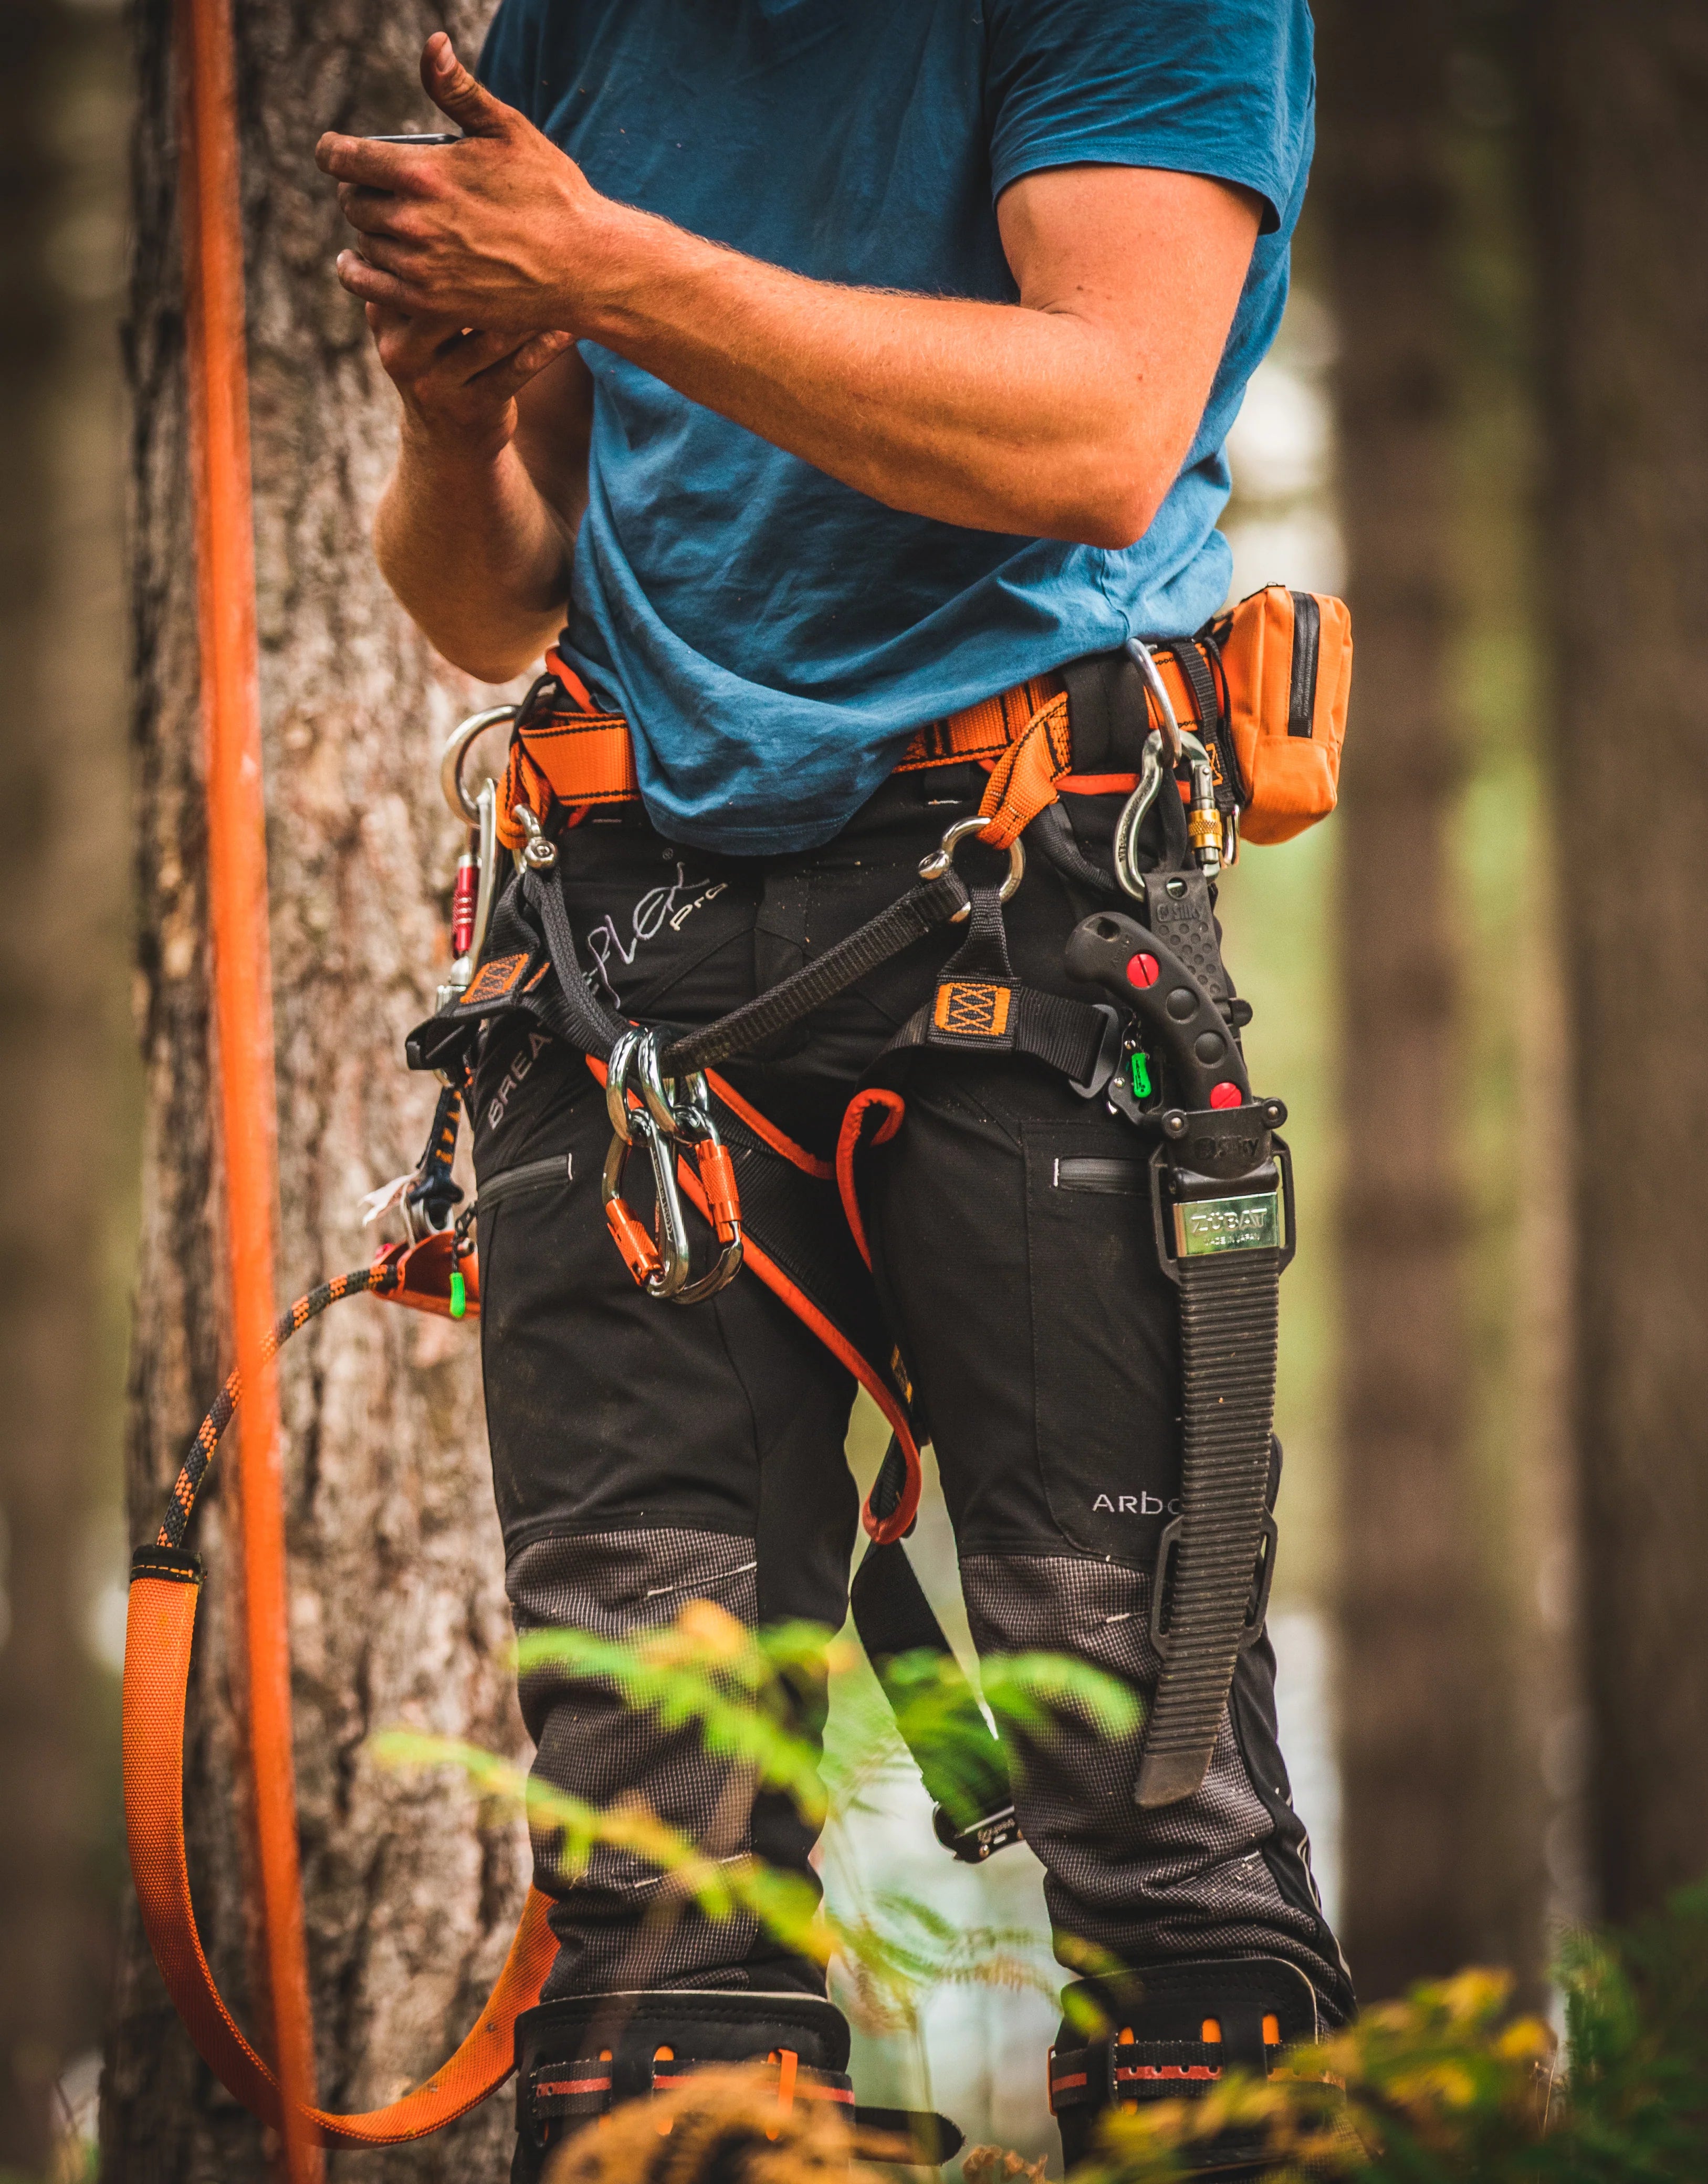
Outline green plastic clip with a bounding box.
[1130,1048,1153,1100]
[449,1269,467,1320]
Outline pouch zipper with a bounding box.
[478,1150,573,1209]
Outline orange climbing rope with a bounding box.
[136,10,554,2167]
[176,0,319,2170]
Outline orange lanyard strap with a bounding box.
[124,1270,556,2143]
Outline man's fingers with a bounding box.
[337,249,416,311]
[371,306,485,377]
[337,182,423,238]
[315,131,437,192]
[421,32,512,136]
[353,231,429,279]
[469,330,575,396]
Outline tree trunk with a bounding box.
[1315,1,1490,2000]
[0,1,131,2166]
[1528,0,1708,1926]
[101,4,532,2177]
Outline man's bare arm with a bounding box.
[322,35,1260,557]
[368,312,591,682]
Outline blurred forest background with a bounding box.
[2,0,1705,2177]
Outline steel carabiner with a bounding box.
[1113,638,1226,897]
[601,1031,743,1304]
[633,1032,743,1304]
[601,1032,691,1298]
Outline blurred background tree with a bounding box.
[0,0,133,2171]
[1527,0,1708,1927]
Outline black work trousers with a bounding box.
[469,761,1351,2019]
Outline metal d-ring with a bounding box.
[918,814,1026,923]
[441,705,517,826]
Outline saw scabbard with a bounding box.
[1064,908,1294,1810]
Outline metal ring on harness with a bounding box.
[441,705,517,825]
[918,814,1025,923]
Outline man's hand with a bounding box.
[317,33,596,332]
[368,303,572,466]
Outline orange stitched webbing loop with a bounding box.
[974,690,1074,848]
[694,1140,742,1244]
[498,737,555,852]
[122,1565,557,2145]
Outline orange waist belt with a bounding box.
[498,585,1351,858]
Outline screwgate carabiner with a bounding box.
[600,1030,745,1305]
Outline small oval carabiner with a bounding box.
[1113,727,1223,898]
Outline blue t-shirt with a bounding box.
[478,0,1314,853]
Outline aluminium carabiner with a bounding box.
[600,1031,691,1299]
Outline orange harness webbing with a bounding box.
[499,647,1214,855]
[122,1255,558,2145]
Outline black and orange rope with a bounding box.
[155,1264,401,1550]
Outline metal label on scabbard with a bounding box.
[1172,1188,1283,1257]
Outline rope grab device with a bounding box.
[132,0,1352,2154]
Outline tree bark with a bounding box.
[101,4,532,2177]
[1528,0,1708,1926]
[1315,1,1489,2000]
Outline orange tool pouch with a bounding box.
[498,586,1350,857]
[1208,585,1353,846]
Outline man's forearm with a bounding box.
[548,163,1258,552]
[375,432,573,683]
[569,204,1167,550]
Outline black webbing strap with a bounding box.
[658,873,968,1077]
[1049,2038,1244,2111]
[522,863,969,1076]
[522,866,628,1056]
[522,2050,962,2167]
[883,984,1117,1090]
[1136,1244,1282,1808]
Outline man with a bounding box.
[318,5,1350,2172]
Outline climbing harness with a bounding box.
[403,594,1347,1832]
